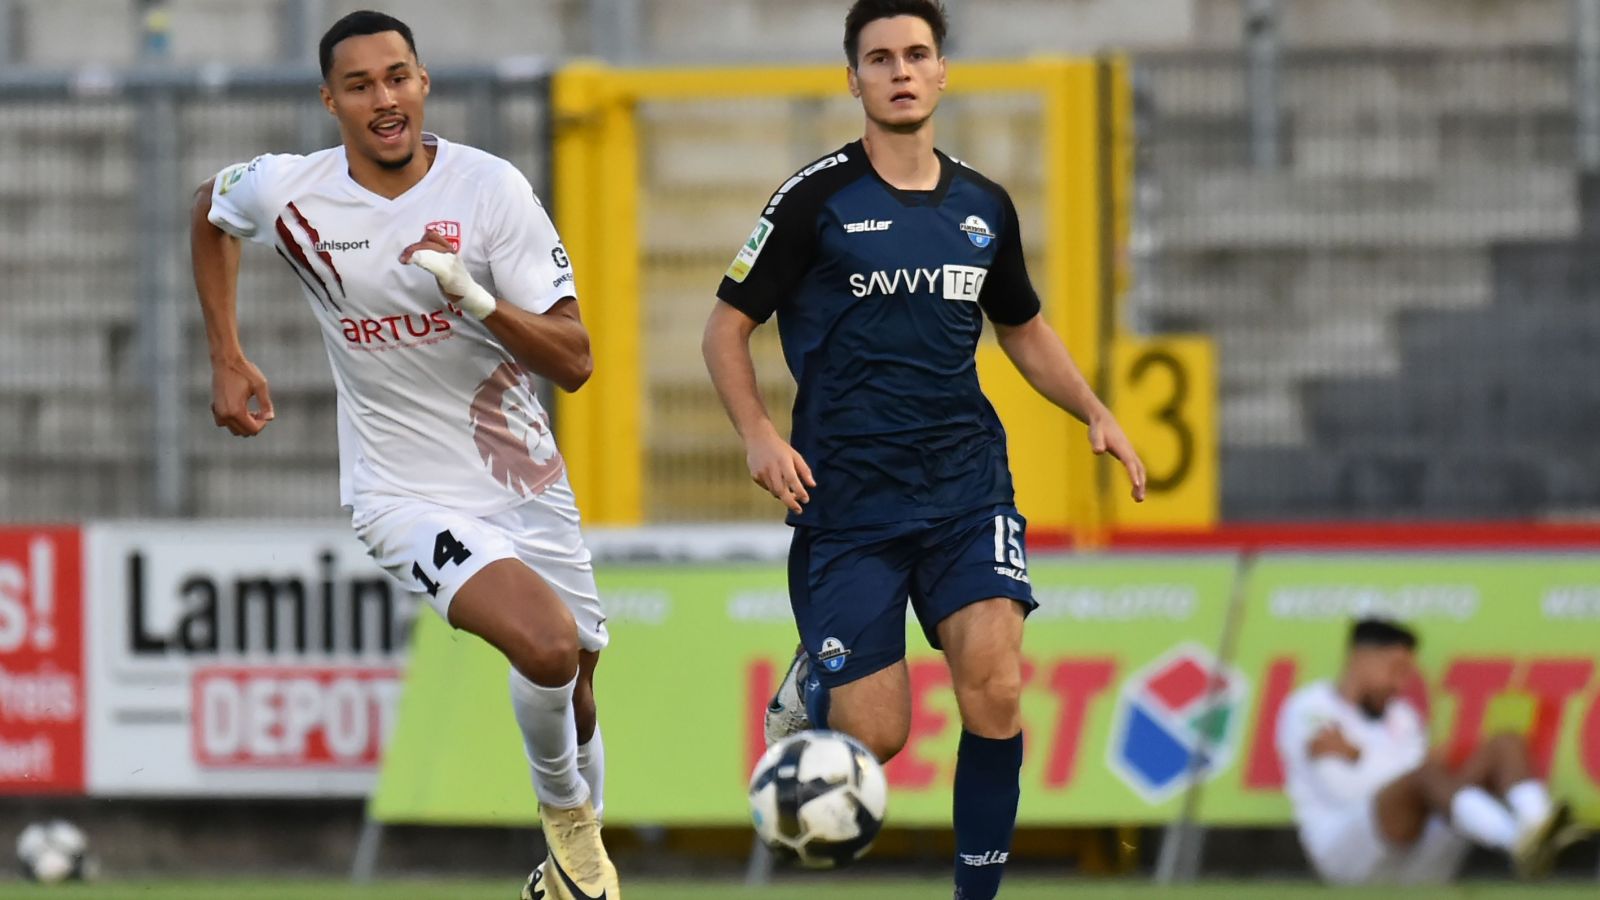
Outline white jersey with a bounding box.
[209,134,576,513]
[1276,680,1428,864]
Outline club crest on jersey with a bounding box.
[961,215,996,248]
[426,220,462,252]
[817,637,852,672]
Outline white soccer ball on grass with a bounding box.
[15,819,94,884]
[748,730,888,868]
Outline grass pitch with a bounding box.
[2,880,1597,899]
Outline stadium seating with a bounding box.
[1136,48,1596,520]
[2,0,1592,521]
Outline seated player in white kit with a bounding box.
[190,11,617,899]
[1277,618,1580,884]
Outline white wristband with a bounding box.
[410,249,497,320]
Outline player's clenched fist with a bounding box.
[745,429,816,515]
[209,354,275,437]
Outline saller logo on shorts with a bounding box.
[817,637,852,672]
[849,265,988,302]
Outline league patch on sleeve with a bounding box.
[218,163,248,195]
[726,217,775,283]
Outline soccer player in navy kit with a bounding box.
[703,2,1146,897]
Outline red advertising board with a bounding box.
[191,666,401,768]
[0,527,84,794]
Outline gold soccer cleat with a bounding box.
[537,800,620,900]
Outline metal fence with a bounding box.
[4,47,1600,524]
[0,65,550,522]
[1133,46,1600,522]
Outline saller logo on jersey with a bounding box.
[726,217,775,283]
[843,219,893,234]
[849,264,988,302]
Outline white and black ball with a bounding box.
[15,820,94,884]
[748,730,888,869]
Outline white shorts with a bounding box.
[1307,805,1470,885]
[351,476,609,653]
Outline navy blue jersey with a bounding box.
[717,141,1041,529]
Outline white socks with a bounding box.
[577,722,606,820]
[508,668,590,810]
[1505,779,1553,833]
[1450,786,1520,850]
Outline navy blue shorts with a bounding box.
[788,503,1038,689]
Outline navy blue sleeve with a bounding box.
[978,190,1042,327]
[716,186,822,324]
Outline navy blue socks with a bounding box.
[952,729,1023,900]
[803,670,831,729]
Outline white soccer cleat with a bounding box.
[764,643,813,746]
[537,800,620,900]
[520,860,548,900]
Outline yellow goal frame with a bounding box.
[552,57,1129,541]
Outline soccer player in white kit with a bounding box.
[1277,619,1578,885]
[188,12,618,900]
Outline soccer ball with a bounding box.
[748,730,888,869]
[15,820,93,884]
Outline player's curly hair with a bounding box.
[843,0,948,68]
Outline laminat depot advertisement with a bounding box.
[84,524,413,797]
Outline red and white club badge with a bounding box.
[425,220,462,252]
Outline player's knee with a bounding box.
[956,669,1022,714]
[503,622,580,685]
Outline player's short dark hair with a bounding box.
[1349,618,1418,651]
[843,0,948,68]
[319,10,418,81]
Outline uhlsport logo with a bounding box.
[1107,643,1246,804]
[817,637,851,673]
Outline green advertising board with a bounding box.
[370,556,1239,827]
[1199,554,1600,825]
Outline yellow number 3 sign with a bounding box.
[1109,336,1218,530]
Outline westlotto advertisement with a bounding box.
[1201,555,1600,824]
[0,527,84,795]
[371,556,1243,826]
[84,524,413,797]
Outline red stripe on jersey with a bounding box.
[275,246,333,312]
[274,216,340,311]
[288,202,346,296]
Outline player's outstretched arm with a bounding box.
[401,230,592,392]
[994,314,1146,502]
[702,300,814,514]
[190,179,275,437]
